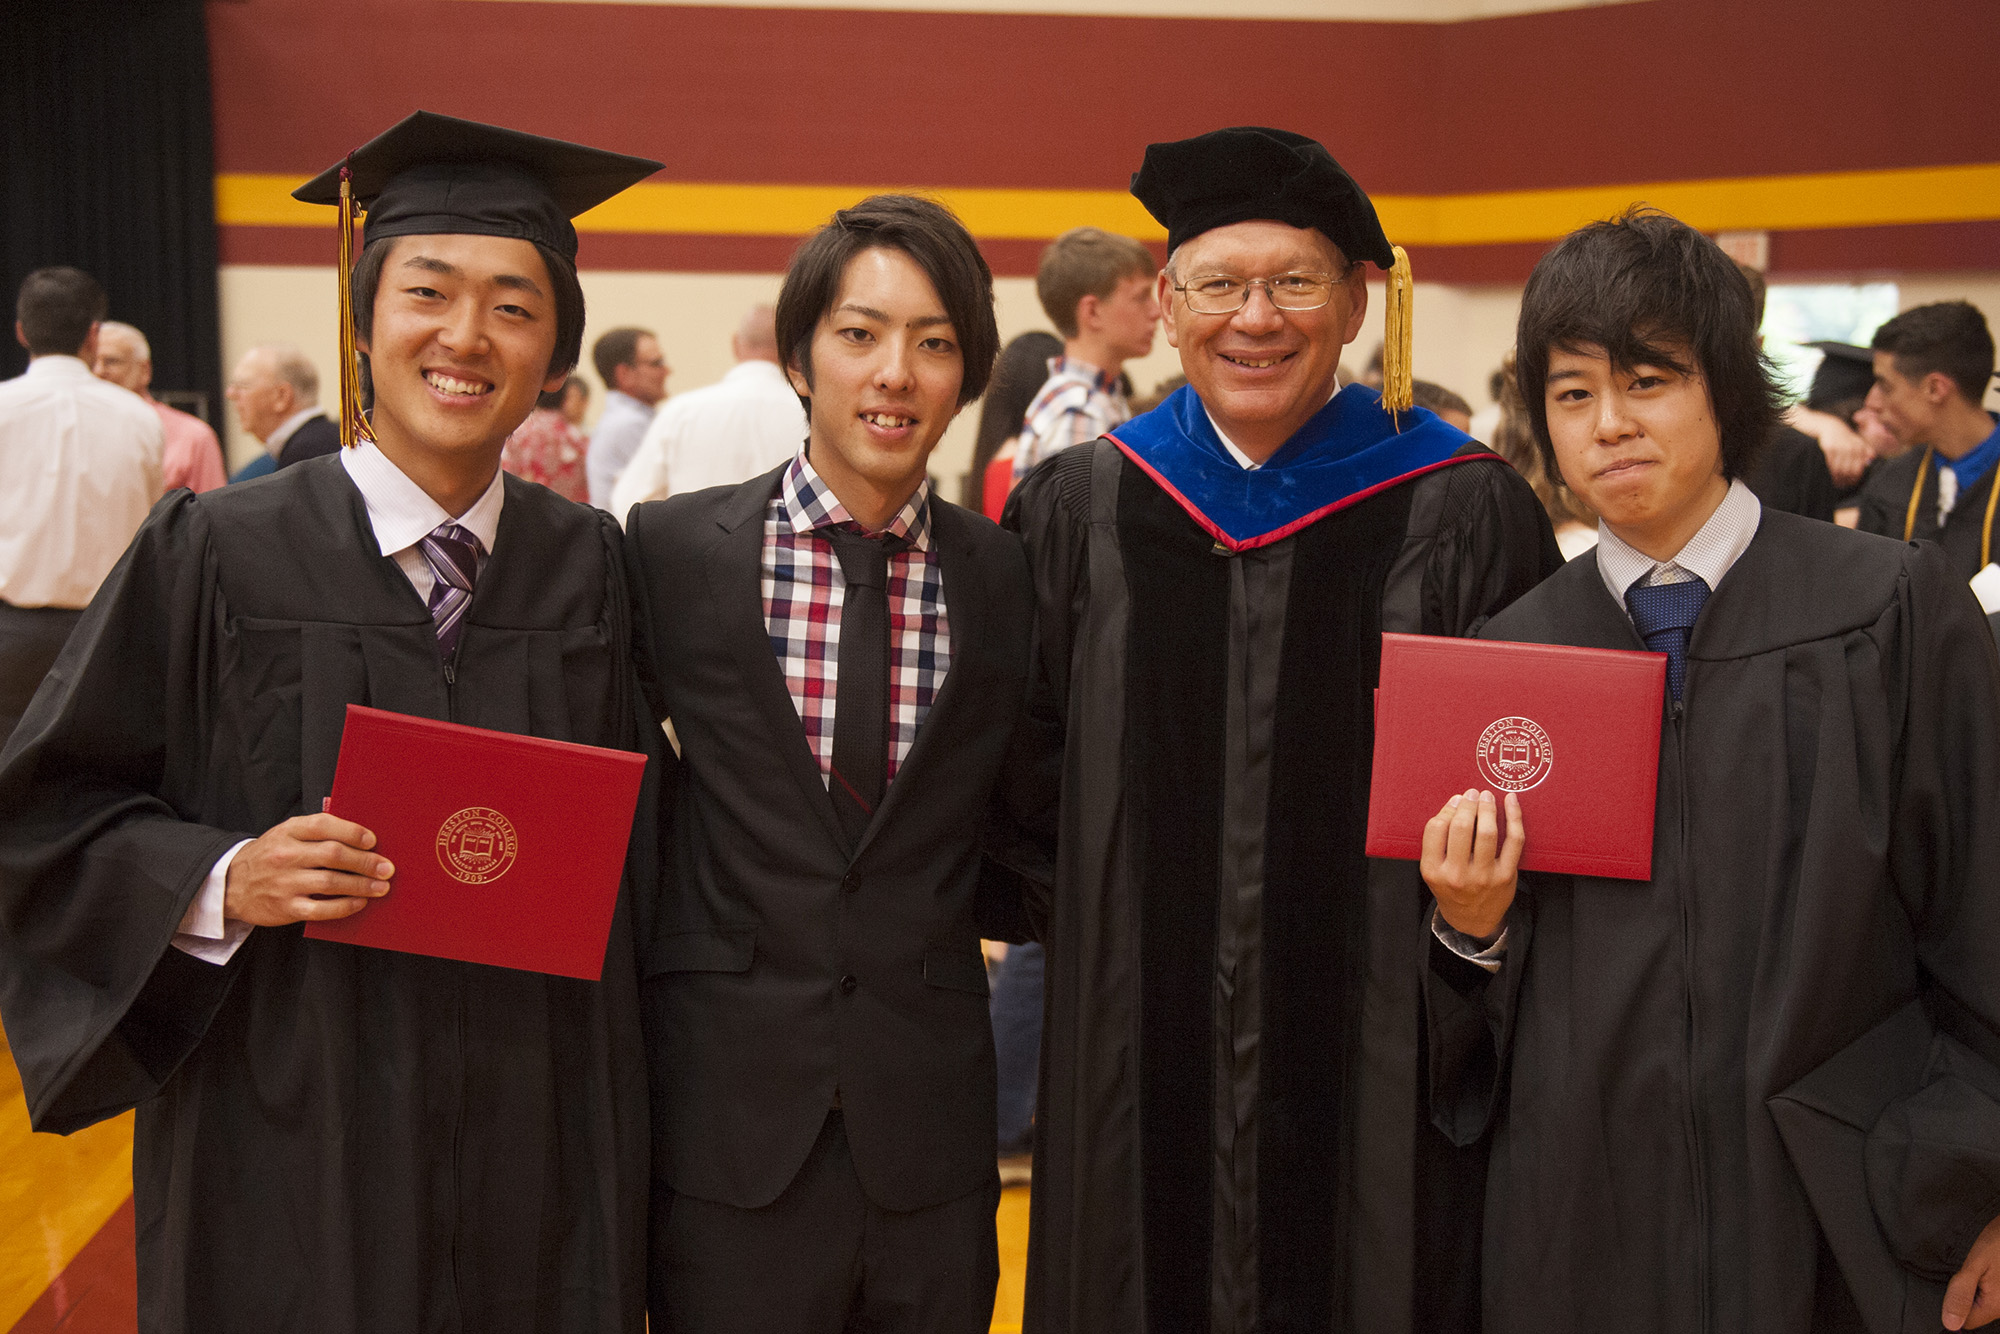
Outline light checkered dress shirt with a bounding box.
[1012,356,1130,479]
[761,452,951,786]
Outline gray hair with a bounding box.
[99,320,150,362]
[258,343,320,403]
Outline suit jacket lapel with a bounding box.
[702,466,849,851]
[853,501,983,860]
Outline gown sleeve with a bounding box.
[987,445,1097,941]
[0,493,246,1134]
[1416,449,1563,638]
[1866,541,2000,1274]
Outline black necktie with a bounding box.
[823,525,904,848]
[1625,576,1711,703]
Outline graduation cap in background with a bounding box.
[1131,127,1418,417]
[1802,340,1876,413]
[293,111,662,447]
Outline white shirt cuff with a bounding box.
[172,839,255,965]
[1430,904,1507,974]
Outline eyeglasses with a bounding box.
[1171,270,1347,315]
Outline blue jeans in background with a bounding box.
[989,942,1044,1155]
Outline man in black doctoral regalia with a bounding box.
[997,127,1559,1334]
[1420,209,2000,1334]
[0,112,665,1333]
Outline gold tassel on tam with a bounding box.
[1380,244,1415,426]
[336,161,374,448]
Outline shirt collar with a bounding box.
[340,440,505,558]
[1201,376,1343,472]
[1940,415,2000,491]
[1596,477,1762,605]
[601,389,653,419]
[266,405,325,453]
[777,449,933,551]
[24,354,94,380]
[726,358,789,385]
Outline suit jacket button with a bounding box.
[842,873,860,894]
[839,974,859,995]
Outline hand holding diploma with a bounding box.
[224,812,393,926]
[1420,788,1523,942]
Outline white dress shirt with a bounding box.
[611,359,805,520]
[1594,477,1762,610]
[586,389,656,510]
[0,356,163,608]
[174,442,506,964]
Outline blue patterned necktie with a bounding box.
[420,521,483,660]
[1625,576,1710,703]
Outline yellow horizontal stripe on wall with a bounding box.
[217,162,2000,246]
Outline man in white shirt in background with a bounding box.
[0,266,162,745]
[225,343,338,475]
[610,304,805,518]
[585,325,668,508]
[93,320,226,494]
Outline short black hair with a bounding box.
[776,194,998,410]
[1871,301,1995,406]
[1516,207,1783,484]
[591,327,653,388]
[16,266,107,356]
[350,236,584,408]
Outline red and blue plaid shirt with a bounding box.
[761,451,950,786]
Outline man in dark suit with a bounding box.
[224,343,339,472]
[626,193,1031,1333]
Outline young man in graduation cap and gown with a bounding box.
[0,112,666,1333]
[996,127,1560,1334]
[1421,209,2000,1334]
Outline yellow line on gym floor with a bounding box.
[0,1035,135,1330]
[217,162,2000,246]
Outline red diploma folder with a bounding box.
[305,705,647,979]
[1365,633,1666,879]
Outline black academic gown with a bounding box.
[0,456,657,1334]
[1745,424,1838,523]
[1854,431,2000,579]
[1001,436,1559,1334]
[1428,511,2000,1334]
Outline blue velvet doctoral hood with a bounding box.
[1109,382,1493,551]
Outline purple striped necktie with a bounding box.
[420,521,483,659]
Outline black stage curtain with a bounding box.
[1,0,223,432]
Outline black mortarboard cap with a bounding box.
[1130,127,1395,270]
[293,110,662,264]
[1803,340,1875,411]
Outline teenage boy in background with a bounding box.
[1422,209,2000,1334]
[1011,226,1158,479]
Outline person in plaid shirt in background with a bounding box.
[625,193,1036,1334]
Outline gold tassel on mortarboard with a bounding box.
[336,161,374,449]
[1380,244,1414,427]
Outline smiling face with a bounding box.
[1159,220,1365,460]
[358,233,565,479]
[1544,342,1729,560]
[789,245,964,530]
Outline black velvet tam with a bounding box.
[1804,340,1875,411]
[1130,126,1395,270]
[293,110,661,262]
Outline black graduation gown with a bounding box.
[0,456,658,1334]
[1745,424,1838,523]
[1427,511,2000,1334]
[1000,437,1559,1334]
[1854,435,2000,580]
